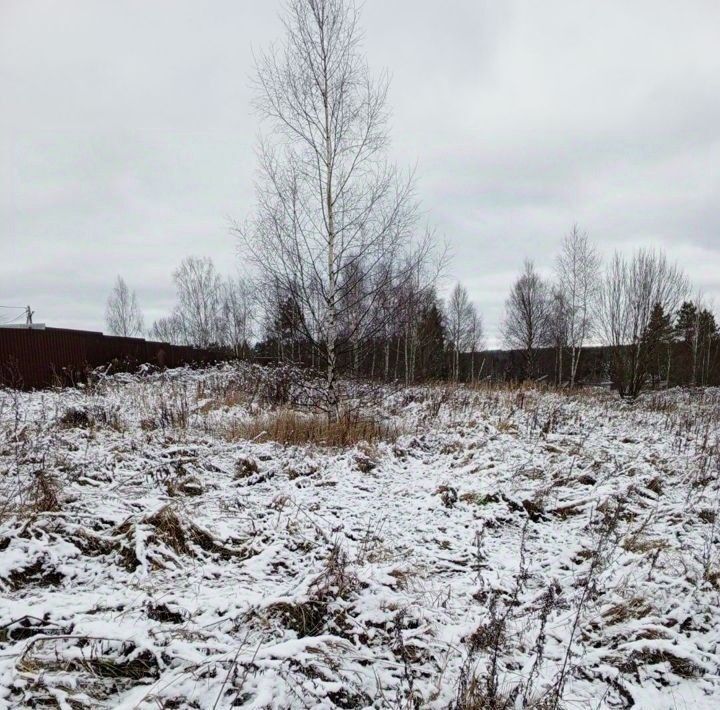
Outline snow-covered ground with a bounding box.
[0,364,718,709]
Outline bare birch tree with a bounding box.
[236,0,429,416]
[371,259,398,381]
[467,308,484,382]
[219,276,255,357]
[446,282,474,381]
[149,314,184,345]
[600,248,688,398]
[173,256,222,348]
[105,276,144,337]
[547,288,571,385]
[555,225,601,387]
[502,260,550,379]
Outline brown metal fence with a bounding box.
[0,326,223,389]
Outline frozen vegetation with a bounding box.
[0,364,719,708]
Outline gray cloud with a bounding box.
[1,0,718,344]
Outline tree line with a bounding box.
[105,230,720,400]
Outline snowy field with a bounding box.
[0,364,719,709]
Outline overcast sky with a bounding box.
[2,0,719,345]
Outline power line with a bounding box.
[0,305,35,325]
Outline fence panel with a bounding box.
[0,327,223,389]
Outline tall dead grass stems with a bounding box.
[224,409,398,447]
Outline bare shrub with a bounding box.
[145,382,191,431]
[264,543,359,638]
[25,470,61,514]
[58,406,94,429]
[234,456,260,478]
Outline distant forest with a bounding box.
[252,295,720,390]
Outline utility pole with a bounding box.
[26,306,34,325]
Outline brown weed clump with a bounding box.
[224,409,398,447]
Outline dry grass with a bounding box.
[195,388,248,414]
[223,409,399,447]
[601,597,653,626]
[621,533,668,554]
[26,470,61,514]
[261,543,359,638]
